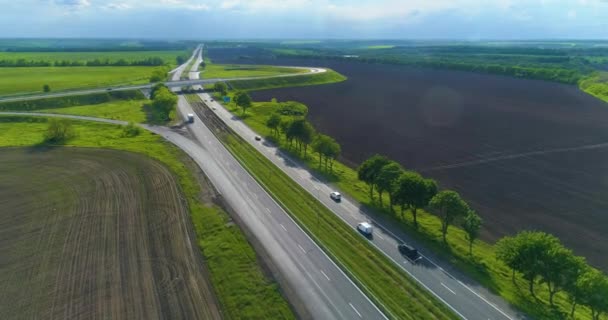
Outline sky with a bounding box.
[0,0,607,39]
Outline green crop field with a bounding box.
[0,66,157,96]
[37,99,148,123]
[202,64,306,79]
[228,69,346,91]
[579,72,608,103]
[0,51,184,65]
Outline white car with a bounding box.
[357,222,373,235]
[330,191,342,201]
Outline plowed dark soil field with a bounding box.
[210,48,608,271]
[0,147,221,320]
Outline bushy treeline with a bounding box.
[0,57,166,67]
[0,90,144,111]
[148,84,177,122]
[275,51,585,84]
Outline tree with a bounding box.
[44,119,75,143]
[300,121,315,157]
[325,138,341,173]
[565,261,591,317]
[279,118,292,142]
[375,161,403,209]
[151,86,177,121]
[266,113,281,137]
[540,246,586,306]
[43,84,50,92]
[495,231,562,296]
[312,134,341,173]
[214,82,227,96]
[150,83,169,99]
[357,155,391,202]
[150,66,168,82]
[429,190,469,244]
[234,91,252,115]
[394,171,437,227]
[576,268,608,320]
[287,119,315,157]
[496,236,520,281]
[462,210,482,255]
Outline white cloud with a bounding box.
[220,0,240,10]
[54,0,91,8]
[103,2,132,10]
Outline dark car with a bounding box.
[398,243,422,262]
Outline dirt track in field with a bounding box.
[209,48,608,271]
[0,147,221,320]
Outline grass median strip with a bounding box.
[187,95,458,320]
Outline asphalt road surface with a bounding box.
[170,44,202,83]
[200,92,529,320]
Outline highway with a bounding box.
[178,45,387,319]
[170,44,202,83]
[198,93,529,320]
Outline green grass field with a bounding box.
[579,71,608,103]
[0,115,294,320]
[187,95,457,320]
[216,97,596,320]
[228,69,346,91]
[0,51,184,65]
[202,64,307,79]
[37,99,148,123]
[0,66,157,96]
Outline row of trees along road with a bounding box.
[496,231,608,319]
[260,98,341,173]
[358,152,608,319]
[357,155,481,254]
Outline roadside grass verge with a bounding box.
[216,97,595,320]
[0,66,156,96]
[0,115,295,320]
[202,64,307,79]
[579,72,608,103]
[37,99,148,123]
[186,95,458,320]
[228,69,346,91]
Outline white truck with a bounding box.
[357,222,373,235]
[186,113,194,123]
